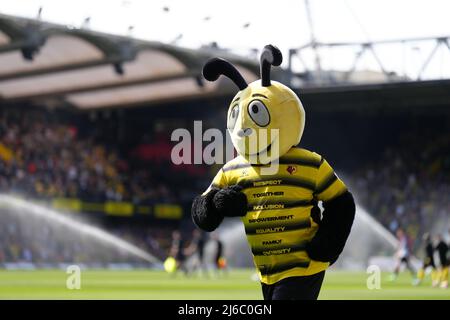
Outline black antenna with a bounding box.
[260,44,282,86]
[37,6,43,20]
[203,58,248,90]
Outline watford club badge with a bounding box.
[286,165,297,175]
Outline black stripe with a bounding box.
[238,177,315,191]
[248,199,313,212]
[315,173,338,195]
[245,219,311,235]
[223,157,321,172]
[258,260,311,275]
[251,243,307,256]
[278,157,321,168]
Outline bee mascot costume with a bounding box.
[192,45,355,300]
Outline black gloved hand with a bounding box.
[191,187,224,232]
[305,225,340,265]
[213,185,248,217]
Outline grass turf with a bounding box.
[0,269,448,300]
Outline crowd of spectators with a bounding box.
[0,107,208,266]
[348,128,450,248]
[0,106,448,264]
[0,109,203,205]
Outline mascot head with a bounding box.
[203,45,305,164]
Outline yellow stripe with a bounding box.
[215,149,346,285]
[316,179,347,201]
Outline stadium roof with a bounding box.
[0,14,263,110]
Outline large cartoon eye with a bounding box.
[248,100,270,127]
[228,105,239,130]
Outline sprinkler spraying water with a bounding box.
[0,194,160,265]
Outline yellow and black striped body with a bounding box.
[206,147,347,284]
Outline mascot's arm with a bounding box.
[306,156,355,264]
[192,185,247,232]
[306,190,355,264]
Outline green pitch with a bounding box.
[0,269,447,300]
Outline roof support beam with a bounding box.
[0,41,29,53]
[0,55,127,82]
[2,71,202,103]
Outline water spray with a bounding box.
[0,194,160,265]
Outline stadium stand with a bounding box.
[0,14,448,268]
[0,101,448,266]
[347,127,450,246]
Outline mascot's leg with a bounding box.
[261,272,325,300]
